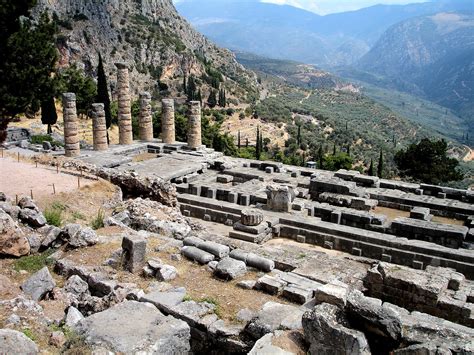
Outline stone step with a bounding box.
[228,230,271,244]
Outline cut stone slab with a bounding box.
[73,300,190,354]
[21,266,56,301]
[314,282,349,308]
[0,329,39,355]
[248,332,294,355]
[140,287,186,313]
[214,257,247,280]
[181,246,215,264]
[282,285,313,304]
[68,227,98,248]
[256,275,286,295]
[246,301,304,340]
[303,303,371,355]
[64,275,89,296]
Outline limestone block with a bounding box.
[121,235,147,273]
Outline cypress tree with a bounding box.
[246,138,249,148]
[256,126,261,160]
[332,143,336,155]
[368,159,374,176]
[223,89,226,107]
[96,53,112,142]
[183,75,187,94]
[318,146,324,169]
[297,125,301,146]
[377,150,384,178]
[197,89,202,106]
[208,90,217,108]
[347,144,351,156]
[40,95,57,135]
[260,133,264,154]
[238,130,241,150]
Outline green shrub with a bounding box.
[91,209,105,230]
[30,134,53,144]
[44,208,62,227]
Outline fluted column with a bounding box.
[139,92,153,141]
[62,93,80,157]
[92,103,108,151]
[115,62,133,145]
[161,99,175,144]
[187,101,202,149]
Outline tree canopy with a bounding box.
[0,1,58,141]
[394,138,463,184]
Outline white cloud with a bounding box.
[260,0,430,15]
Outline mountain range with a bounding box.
[175,0,472,67]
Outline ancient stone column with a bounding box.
[115,62,133,145]
[62,93,80,157]
[187,101,202,149]
[161,99,175,144]
[138,92,153,141]
[91,103,108,151]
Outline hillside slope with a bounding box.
[357,12,474,119]
[32,0,258,102]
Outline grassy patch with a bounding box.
[90,208,105,230]
[44,208,63,227]
[14,249,55,273]
[71,211,86,221]
[22,328,37,341]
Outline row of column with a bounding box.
[62,62,203,157]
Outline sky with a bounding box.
[260,0,431,15]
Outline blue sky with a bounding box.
[260,0,430,15]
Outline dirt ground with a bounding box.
[0,155,96,201]
[374,206,465,226]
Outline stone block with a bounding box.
[314,282,348,308]
[410,207,431,221]
[214,257,247,280]
[256,275,285,295]
[265,167,274,174]
[352,247,362,256]
[216,175,233,183]
[234,221,268,235]
[331,211,342,224]
[296,235,306,243]
[203,214,211,221]
[241,209,264,226]
[239,194,250,206]
[282,285,313,304]
[324,241,333,250]
[228,192,238,204]
[206,189,216,199]
[381,254,392,263]
[121,236,147,273]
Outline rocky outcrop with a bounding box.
[32,0,257,102]
[0,329,39,355]
[21,267,56,301]
[0,210,30,257]
[73,300,191,353]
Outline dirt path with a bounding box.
[0,156,95,200]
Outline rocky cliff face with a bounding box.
[357,12,474,117]
[33,0,258,101]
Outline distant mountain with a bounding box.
[235,52,343,90]
[356,12,474,120]
[175,0,472,67]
